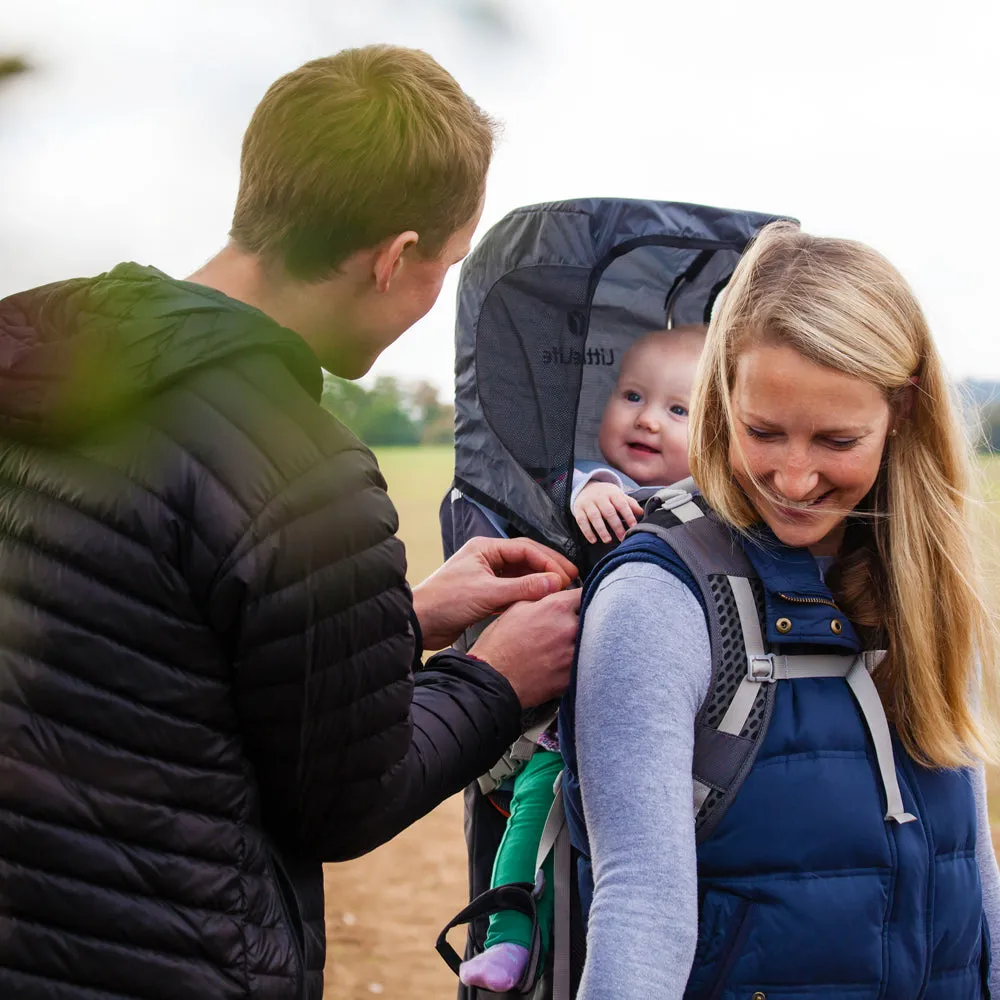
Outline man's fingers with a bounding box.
[549,587,582,612]
[481,537,577,584]
[629,496,644,517]
[490,570,565,606]
[524,587,582,614]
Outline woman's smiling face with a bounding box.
[728,342,892,556]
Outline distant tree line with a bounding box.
[321,374,455,446]
[317,376,1000,452]
[959,381,1000,454]
[977,401,1000,453]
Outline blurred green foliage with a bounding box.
[321,373,454,447]
[0,55,29,83]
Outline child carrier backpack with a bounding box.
[435,198,793,999]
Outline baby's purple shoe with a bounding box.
[459,942,531,992]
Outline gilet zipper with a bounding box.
[776,592,841,610]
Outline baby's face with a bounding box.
[597,332,703,487]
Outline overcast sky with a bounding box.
[2,0,997,394]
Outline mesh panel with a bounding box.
[701,785,726,817]
[476,245,748,517]
[697,573,768,819]
[671,248,742,326]
[702,575,749,728]
[477,265,592,513]
[575,246,699,463]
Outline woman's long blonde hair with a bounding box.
[689,221,998,768]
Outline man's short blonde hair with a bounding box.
[231,45,498,280]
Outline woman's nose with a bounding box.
[772,461,820,501]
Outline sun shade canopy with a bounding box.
[453,197,794,559]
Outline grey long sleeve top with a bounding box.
[575,561,1000,999]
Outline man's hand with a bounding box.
[468,589,582,707]
[412,537,578,651]
[572,481,644,544]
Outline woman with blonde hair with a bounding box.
[558,222,1000,998]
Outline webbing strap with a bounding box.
[478,711,558,792]
[511,712,558,763]
[535,777,566,871]
[509,736,537,763]
[644,484,703,525]
[730,575,766,656]
[536,775,571,1000]
[767,655,857,679]
[693,778,712,814]
[672,500,703,523]
[847,657,917,825]
[711,577,770,755]
[478,752,519,794]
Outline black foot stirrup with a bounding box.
[436,879,545,994]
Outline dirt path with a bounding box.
[323,795,467,1000]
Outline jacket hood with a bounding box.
[0,262,323,440]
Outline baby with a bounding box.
[459,324,707,994]
[572,323,707,543]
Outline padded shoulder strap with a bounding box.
[627,492,777,843]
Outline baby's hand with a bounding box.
[572,481,644,544]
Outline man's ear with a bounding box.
[373,231,419,293]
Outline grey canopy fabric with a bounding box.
[453,197,793,560]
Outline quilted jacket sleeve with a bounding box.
[209,443,523,861]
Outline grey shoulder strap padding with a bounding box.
[633,509,777,840]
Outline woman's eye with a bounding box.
[745,426,776,440]
[670,404,688,418]
[824,437,859,450]
[624,391,642,403]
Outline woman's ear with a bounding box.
[891,376,919,433]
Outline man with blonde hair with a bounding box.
[0,46,580,999]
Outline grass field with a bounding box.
[323,447,1000,999]
[373,445,456,584]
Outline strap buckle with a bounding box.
[477,750,520,793]
[747,653,777,683]
[651,487,694,511]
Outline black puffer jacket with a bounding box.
[0,264,523,1000]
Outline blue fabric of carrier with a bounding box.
[558,508,991,998]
